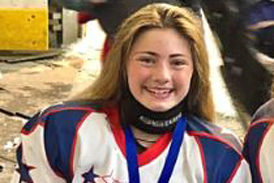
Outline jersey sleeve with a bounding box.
[229,158,252,183]
[11,109,68,183]
[11,102,103,183]
[243,118,274,183]
[243,99,274,182]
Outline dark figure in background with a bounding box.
[200,0,273,118]
[55,0,183,62]
[245,0,274,58]
[55,0,203,62]
[55,0,273,117]
[56,0,201,38]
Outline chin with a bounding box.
[146,104,173,112]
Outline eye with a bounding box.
[137,57,155,66]
[171,59,187,68]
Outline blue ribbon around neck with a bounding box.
[124,116,187,183]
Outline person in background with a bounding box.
[200,0,272,116]
[76,11,113,61]
[53,0,198,64]
[11,3,251,182]
[244,0,274,58]
[57,0,273,116]
[78,11,94,24]
[243,82,274,183]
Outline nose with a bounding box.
[152,61,171,84]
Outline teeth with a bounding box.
[151,90,168,94]
[151,87,170,90]
[147,88,171,97]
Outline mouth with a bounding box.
[145,87,173,99]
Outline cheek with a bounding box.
[127,67,141,92]
[127,75,135,91]
[127,64,147,87]
[176,71,193,92]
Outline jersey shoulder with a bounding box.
[187,115,242,151]
[186,115,244,182]
[253,99,274,121]
[21,101,107,135]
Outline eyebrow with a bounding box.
[134,51,189,58]
[170,53,188,58]
[134,51,157,56]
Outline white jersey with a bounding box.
[243,99,274,183]
[12,102,251,183]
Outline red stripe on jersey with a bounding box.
[107,107,172,166]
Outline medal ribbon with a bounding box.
[124,116,187,183]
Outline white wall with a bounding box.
[0,0,47,8]
[62,9,79,45]
[201,10,237,117]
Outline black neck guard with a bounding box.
[121,90,186,134]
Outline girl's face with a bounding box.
[127,28,194,112]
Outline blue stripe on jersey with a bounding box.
[62,101,103,110]
[44,109,90,181]
[22,102,102,133]
[199,138,242,183]
[243,122,270,183]
[16,145,34,182]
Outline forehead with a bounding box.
[130,28,191,55]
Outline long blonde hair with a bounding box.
[72,3,215,122]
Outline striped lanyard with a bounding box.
[124,116,187,183]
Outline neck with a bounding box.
[121,89,186,134]
[131,126,161,148]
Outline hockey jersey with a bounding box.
[243,99,274,183]
[12,102,251,183]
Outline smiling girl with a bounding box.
[12,3,251,183]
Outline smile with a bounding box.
[145,87,173,98]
